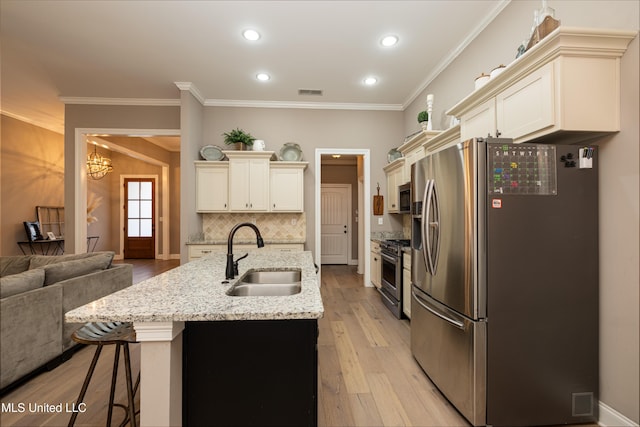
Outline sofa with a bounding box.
[0,251,133,391]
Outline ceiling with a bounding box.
[1,0,509,135]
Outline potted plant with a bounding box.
[417,111,429,130]
[222,127,255,150]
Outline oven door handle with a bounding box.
[380,251,396,264]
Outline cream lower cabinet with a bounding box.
[188,243,303,261]
[370,241,381,288]
[195,162,229,212]
[450,28,635,144]
[270,162,308,212]
[226,152,270,212]
[402,251,411,318]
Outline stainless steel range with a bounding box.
[378,239,410,319]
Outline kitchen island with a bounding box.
[66,251,323,427]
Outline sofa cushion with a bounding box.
[0,268,45,298]
[29,251,114,270]
[0,256,34,277]
[43,252,113,286]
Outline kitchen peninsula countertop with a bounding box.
[65,251,323,323]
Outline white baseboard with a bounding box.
[349,258,359,266]
[169,253,181,260]
[599,401,639,427]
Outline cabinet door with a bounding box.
[196,165,228,212]
[229,159,269,211]
[461,98,496,141]
[248,159,269,211]
[387,170,398,213]
[370,250,381,288]
[270,168,303,212]
[229,159,251,210]
[496,62,554,140]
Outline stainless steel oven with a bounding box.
[378,239,409,318]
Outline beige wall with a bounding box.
[1,115,65,255]
[405,1,639,422]
[0,114,182,257]
[202,107,405,254]
[64,104,180,254]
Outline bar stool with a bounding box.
[68,322,139,427]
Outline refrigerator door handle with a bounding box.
[421,179,433,274]
[423,179,437,275]
[430,180,441,275]
[412,288,465,330]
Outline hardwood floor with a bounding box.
[1,261,468,427]
[317,265,467,427]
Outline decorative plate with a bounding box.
[278,143,303,161]
[387,148,402,163]
[200,145,225,161]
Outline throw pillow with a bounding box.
[43,252,113,286]
[0,255,34,277]
[30,251,115,270]
[0,268,45,298]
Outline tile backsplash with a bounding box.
[202,213,306,241]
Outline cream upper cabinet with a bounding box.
[460,97,497,141]
[270,162,308,212]
[399,130,439,180]
[383,159,405,213]
[195,161,229,212]
[226,151,271,212]
[449,27,635,144]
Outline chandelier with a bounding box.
[87,144,113,180]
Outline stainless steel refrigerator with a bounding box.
[410,138,598,426]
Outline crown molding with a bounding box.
[59,97,180,106]
[204,98,403,111]
[1,109,64,134]
[402,0,511,109]
[174,81,205,104]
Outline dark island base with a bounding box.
[183,319,318,427]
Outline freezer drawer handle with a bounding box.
[412,289,465,330]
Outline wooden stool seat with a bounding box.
[68,322,139,427]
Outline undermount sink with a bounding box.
[227,269,302,296]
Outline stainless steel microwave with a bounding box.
[398,183,411,214]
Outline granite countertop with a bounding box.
[65,251,323,323]
[186,239,305,245]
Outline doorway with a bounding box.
[315,148,371,287]
[320,184,351,264]
[124,178,156,259]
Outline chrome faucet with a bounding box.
[226,222,265,279]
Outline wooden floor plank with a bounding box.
[330,320,370,394]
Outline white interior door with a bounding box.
[321,184,350,264]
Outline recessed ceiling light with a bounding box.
[381,35,399,47]
[256,73,270,81]
[364,77,378,85]
[243,29,260,41]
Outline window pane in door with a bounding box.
[140,201,152,218]
[140,182,152,199]
[128,182,140,199]
[140,219,152,237]
[128,219,140,237]
[129,201,140,218]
